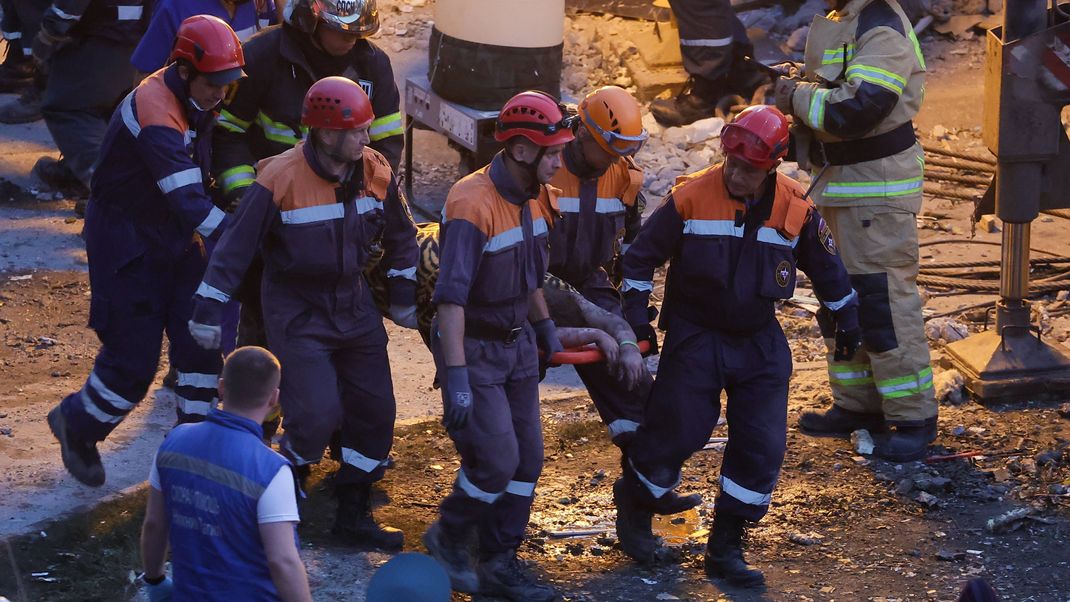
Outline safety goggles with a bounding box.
[582,107,648,156]
[720,123,779,168]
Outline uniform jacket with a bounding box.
[87,65,228,267]
[196,141,418,320]
[790,0,926,210]
[547,141,643,291]
[157,410,294,600]
[213,24,404,201]
[41,0,149,46]
[622,163,856,334]
[131,0,275,73]
[433,153,558,332]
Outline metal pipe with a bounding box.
[1000,222,1031,300]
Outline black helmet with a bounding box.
[285,0,380,37]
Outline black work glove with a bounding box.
[533,318,564,358]
[632,323,659,357]
[442,366,472,431]
[833,306,861,362]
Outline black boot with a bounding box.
[47,406,105,487]
[332,484,404,551]
[477,550,557,602]
[871,417,938,462]
[798,404,886,439]
[423,521,479,593]
[704,514,765,588]
[0,53,33,93]
[0,85,42,124]
[32,156,90,197]
[650,76,721,127]
[612,475,657,563]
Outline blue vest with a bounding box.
[156,409,293,600]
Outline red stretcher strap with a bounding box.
[547,340,651,364]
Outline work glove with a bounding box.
[533,318,564,358]
[770,61,800,79]
[31,29,67,64]
[143,575,173,602]
[833,306,862,362]
[442,366,472,431]
[774,76,799,116]
[631,323,660,357]
[389,304,419,329]
[188,296,224,350]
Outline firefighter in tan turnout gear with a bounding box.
[774,0,935,461]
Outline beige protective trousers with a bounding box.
[820,204,936,424]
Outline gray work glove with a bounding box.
[533,318,564,358]
[188,296,224,350]
[443,366,472,431]
[389,304,419,329]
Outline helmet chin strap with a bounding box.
[505,144,547,191]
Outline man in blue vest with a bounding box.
[139,346,312,601]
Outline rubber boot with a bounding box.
[871,417,938,462]
[332,484,404,551]
[423,521,479,593]
[32,156,90,198]
[0,53,33,93]
[477,550,557,602]
[612,475,657,563]
[798,404,886,439]
[47,405,106,487]
[650,76,721,127]
[0,85,42,124]
[703,514,765,588]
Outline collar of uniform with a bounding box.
[488,152,538,206]
[563,140,607,181]
[207,409,265,439]
[281,24,317,80]
[163,64,190,108]
[740,173,777,223]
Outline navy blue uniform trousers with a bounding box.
[628,315,791,522]
[432,323,543,557]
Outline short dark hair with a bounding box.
[220,346,281,409]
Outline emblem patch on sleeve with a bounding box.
[818,218,837,255]
[776,260,792,288]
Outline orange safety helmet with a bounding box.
[579,86,648,157]
[301,76,375,129]
[720,105,790,171]
[495,91,576,147]
[170,15,246,86]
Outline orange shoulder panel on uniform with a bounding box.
[769,173,813,239]
[670,164,740,221]
[548,163,580,198]
[256,143,336,211]
[443,167,496,235]
[135,70,188,133]
[362,146,393,199]
[539,184,561,226]
[621,157,644,207]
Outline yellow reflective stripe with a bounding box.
[822,43,856,65]
[808,89,830,130]
[369,112,403,141]
[845,64,906,94]
[907,29,926,70]
[218,109,252,132]
[255,111,306,146]
[219,165,256,194]
[824,177,923,198]
[876,367,934,399]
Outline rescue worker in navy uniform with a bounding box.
[0,0,49,124]
[649,0,765,127]
[190,76,419,550]
[212,0,404,350]
[31,0,149,193]
[615,106,862,587]
[46,16,246,487]
[422,91,570,602]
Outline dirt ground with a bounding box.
[2,2,1070,601]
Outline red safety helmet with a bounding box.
[301,76,375,129]
[170,15,246,86]
[495,91,576,147]
[720,105,790,171]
